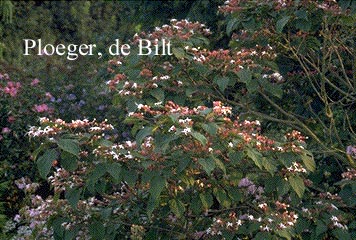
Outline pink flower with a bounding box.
[45,92,53,99]
[3,81,21,97]
[2,127,11,134]
[33,104,49,113]
[31,78,40,86]
[8,116,16,123]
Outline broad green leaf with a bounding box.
[246,148,263,169]
[214,189,231,208]
[301,151,315,172]
[276,229,292,240]
[177,158,191,173]
[288,175,305,198]
[191,195,202,214]
[198,157,215,175]
[123,169,138,187]
[65,188,81,209]
[172,47,185,59]
[213,75,230,92]
[89,221,105,239]
[57,138,80,157]
[136,126,153,146]
[213,157,226,175]
[191,131,207,146]
[37,149,57,179]
[149,175,166,200]
[228,151,243,165]
[333,228,351,240]
[254,232,273,240]
[60,151,78,171]
[315,221,327,237]
[226,18,239,35]
[150,88,164,101]
[107,163,122,181]
[199,192,213,210]
[169,199,185,218]
[262,157,277,175]
[201,122,218,136]
[276,16,291,33]
[237,69,252,83]
[89,163,107,182]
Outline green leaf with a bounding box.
[150,88,164,101]
[226,18,239,35]
[315,221,327,237]
[237,68,252,83]
[89,221,105,240]
[213,75,230,92]
[149,175,166,200]
[254,232,273,240]
[301,151,315,172]
[123,169,138,187]
[213,157,226,175]
[201,122,218,136]
[288,175,305,198]
[177,158,191,173]
[172,47,186,59]
[57,138,80,157]
[60,151,78,171]
[214,189,231,208]
[191,131,207,146]
[37,149,57,179]
[199,192,213,210]
[333,229,351,240]
[89,163,107,182]
[136,127,153,146]
[107,163,122,181]
[198,157,215,175]
[246,147,263,169]
[169,199,185,218]
[228,151,243,165]
[276,229,292,240]
[276,16,291,33]
[65,188,81,209]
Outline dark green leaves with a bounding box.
[213,75,230,92]
[198,157,215,175]
[136,126,153,146]
[276,16,290,33]
[289,175,305,198]
[37,149,57,179]
[191,131,207,146]
[57,138,80,157]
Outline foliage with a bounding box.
[1,0,356,239]
[0,72,52,233]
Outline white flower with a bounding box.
[228,142,234,148]
[208,147,213,153]
[226,222,233,227]
[168,126,176,132]
[331,216,339,222]
[181,127,191,135]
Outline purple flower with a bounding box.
[346,146,356,156]
[2,127,11,134]
[238,177,253,187]
[247,184,257,194]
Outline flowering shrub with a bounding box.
[7,1,356,239]
[0,72,53,231]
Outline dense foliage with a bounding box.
[0,0,355,239]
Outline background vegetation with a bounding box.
[0,0,355,239]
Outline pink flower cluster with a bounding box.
[1,81,21,97]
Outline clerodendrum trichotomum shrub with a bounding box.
[8,1,356,239]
